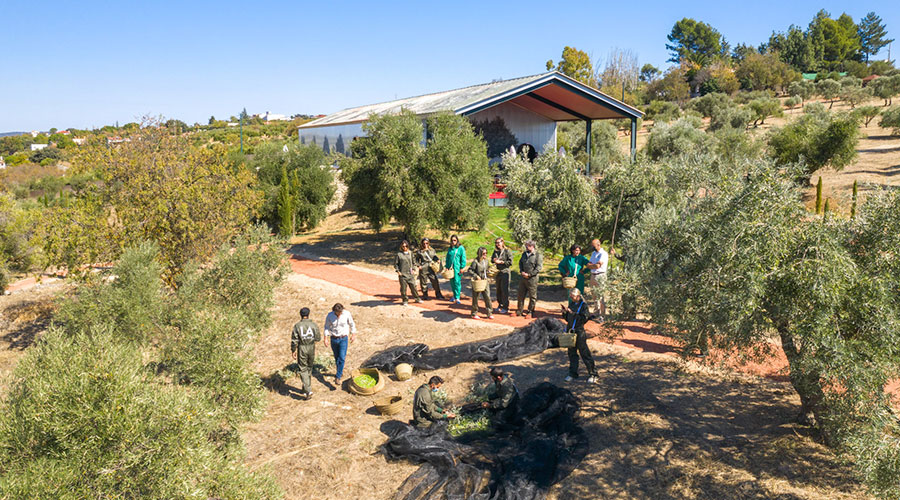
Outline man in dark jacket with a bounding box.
[395,239,422,305]
[416,238,444,300]
[481,367,520,427]
[413,376,456,428]
[290,307,321,399]
[516,240,543,317]
[561,288,599,383]
[491,238,514,314]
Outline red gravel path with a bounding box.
[288,254,792,381]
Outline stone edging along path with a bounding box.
[287,253,791,382]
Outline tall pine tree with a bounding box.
[858,12,894,63]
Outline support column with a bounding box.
[585,119,592,176]
[630,117,637,162]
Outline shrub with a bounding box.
[708,105,751,131]
[734,89,774,105]
[642,100,681,122]
[0,326,281,499]
[688,92,733,118]
[840,85,873,109]
[768,112,861,181]
[804,102,827,115]
[879,106,900,135]
[788,80,815,101]
[644,117,710,160]
[785,96,803,110]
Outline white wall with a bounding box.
[468,101,557,153]
[297,123,364,155]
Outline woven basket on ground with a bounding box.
[348,368,385,396]
[394,363,413,381]
[472,279,488,293]
[374,395,404,416]
[562,277,577,289]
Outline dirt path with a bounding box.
[245,265,868,499]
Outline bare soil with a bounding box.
[244,271,869,499]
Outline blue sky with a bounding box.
[1,0,897,132]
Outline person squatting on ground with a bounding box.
[323,303,356,385]
[587,239,609,320]
[481,367,520,428]
[290,307,320,399]
[395,239,422,306]
[491,237,513,314]
[416,238,444,300]
[445,235,467,304]
[412,376,456,428]
[517,240,543,317]
[558,244,589,297]
[468,246,493,319]
[561,288,599,383]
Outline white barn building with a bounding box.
[298,71,643,172]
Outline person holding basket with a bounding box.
[491,237,514,314]
[468,246,493,319]
[416,238,444,300]
[558,244,590,296]
[445,235,467,304]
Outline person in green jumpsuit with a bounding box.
[290,307,321,399]
[445,234,467,304]
[558,244,590,296]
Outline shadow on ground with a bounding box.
[443,349,867,499]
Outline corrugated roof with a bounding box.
[300,73,551,128]
[299,71,643,130]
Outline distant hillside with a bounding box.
[0,132,27,138]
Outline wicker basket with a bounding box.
[472,279,488,293]
[374,395,404,416]
[557,332,577,348]
[394,363,413,381]
[429,261,441,273]
[440,269,455,280]
[486,266,498,278]
[348,368,385,396]
[562,276,577,289]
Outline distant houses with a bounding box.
[256,111,288,122]
[30,143,49,151]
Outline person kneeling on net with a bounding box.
[561,288,599,383]
[413,376,456,428]
[481,367,520,427]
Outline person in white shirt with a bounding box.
[586,239,609,319]
[323,303,357,385]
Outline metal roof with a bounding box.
[299,72,642,130]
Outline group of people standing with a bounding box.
[394,236,609,321]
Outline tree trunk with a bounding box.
[777,324,828,437]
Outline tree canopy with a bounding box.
[666,18,728,65]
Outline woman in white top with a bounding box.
[323,303,357,384]
[587,239,609,319]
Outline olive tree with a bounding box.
[879,106,900,135]
[621,166,900,498]
[342,110,491,240]
[767,111,860,182]
[816,79,841,109]
[748,97,783,126]
[504,149,603,254]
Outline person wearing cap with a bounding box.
[561,288,599,383]
[491,237,513,314]
[586,239,609,320]
[395,239,422,306]
[481,367,520,427]
[445,235,467,304]
[516,240,543,317]
[413,376,456,428]
[290,307,321,399]
[416,238,444,300]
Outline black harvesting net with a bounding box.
[362,317,568,373]
[381,382,587,500]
